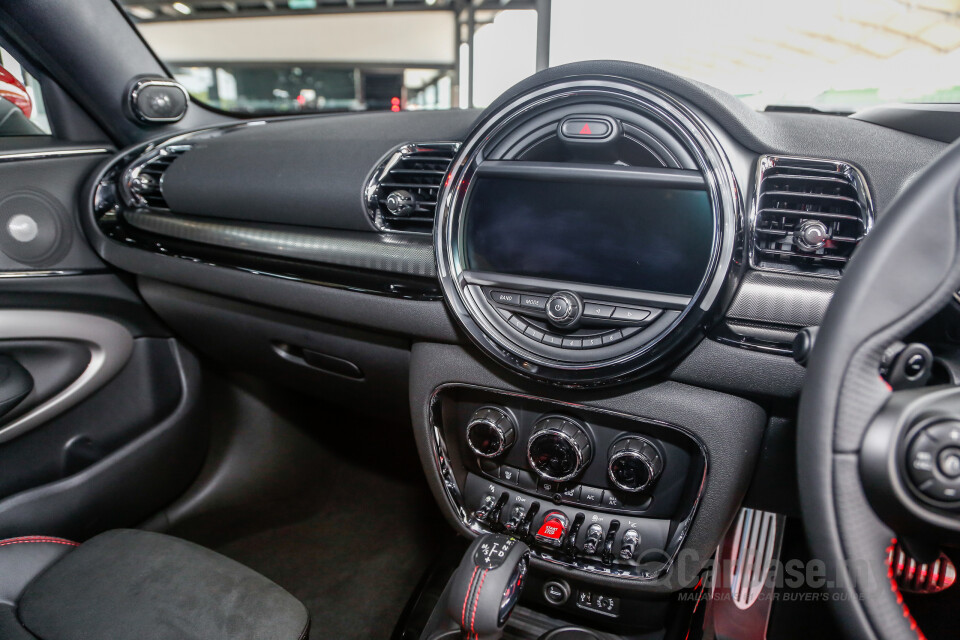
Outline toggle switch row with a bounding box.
[475,493,641,564]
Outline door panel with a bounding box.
[0,148,207,539]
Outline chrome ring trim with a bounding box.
[129,78,189,123]
[607,448,657,493]
[427,382,709,582]
[0,269,89,278]
[747,154,876,280]
[0,148,111,163]
[362,141,461,234]
[525,423,586,483]
[434,78,742,385]
[466,414,509,459]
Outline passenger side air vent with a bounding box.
[122,144,192,210]
[752,155,874,277]
[365,142,459,233]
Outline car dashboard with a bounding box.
[78,61,952,619]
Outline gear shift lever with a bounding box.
[439,534,530,640]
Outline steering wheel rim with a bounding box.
[798,138,960,640]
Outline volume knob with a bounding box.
[527,416,592,483]
[466,406,516,458]
[545,291,582,329]
[607,437,663,493]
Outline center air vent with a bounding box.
[122,144,193,210]
[365,142,459,233]
[751,155,874,277]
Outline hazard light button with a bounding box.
[559,116,615,141]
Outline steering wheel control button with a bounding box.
[543,580,571,606]
[535,511,569,547]
[491,290,521,306]
[608,437,664,492]
[923,421,960,445]
[906,421,960,504]
[558,116,616,141]
[546,291,583,329]
[939,448,960,478]
[527,416,593,483]
[466,407,517,459]
[582,302,615,319]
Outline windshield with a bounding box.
[119,0,960,115]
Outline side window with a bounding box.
[0,46,51,136]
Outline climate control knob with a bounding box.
[527,416,593,483]
[466,406,516,458]
[607,437,663,493]
[545,291,582,329]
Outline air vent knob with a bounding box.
[385,189,417,217]
[607,437,663,493]
[795,219,830,252]
[527,416,592,482]
[545,291,583,329]
[130,173,157,195]
[466,406,516,458]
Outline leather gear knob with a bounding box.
[445,534,530,640]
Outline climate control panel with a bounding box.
[434,387,705,580]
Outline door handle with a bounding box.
[0,355,33,420]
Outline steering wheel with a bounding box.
[799,138,960,640]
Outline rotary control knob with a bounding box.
[466,406,516,458]
[545,291,583,329]
[607,437,664,493]
[527,416,593,483]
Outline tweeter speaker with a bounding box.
[129,78,188,123]
[0,189,71,267]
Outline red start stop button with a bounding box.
[535,511,569,546]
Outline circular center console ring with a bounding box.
[435,67,743,386]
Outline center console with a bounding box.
[410,73,765,638]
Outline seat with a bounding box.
[0,529,309,640]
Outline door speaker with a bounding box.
[0,190,71,266]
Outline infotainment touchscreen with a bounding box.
[462,176,715,296]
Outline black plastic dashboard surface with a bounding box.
[157,110,480,231]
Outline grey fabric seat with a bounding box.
[0,529,309,640]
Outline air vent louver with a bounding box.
[124,144,192,210]
[752,156,873,277]
[366,142,459,233]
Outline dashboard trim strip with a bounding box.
[0,148,111,163]
[122,208,438,278]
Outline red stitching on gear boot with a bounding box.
[461,566,478,630]
[470,568,489,640]
[0,536,79,548]
[886,538,927,640]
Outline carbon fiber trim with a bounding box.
[123,209,437,278]
[727,270,836,328]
